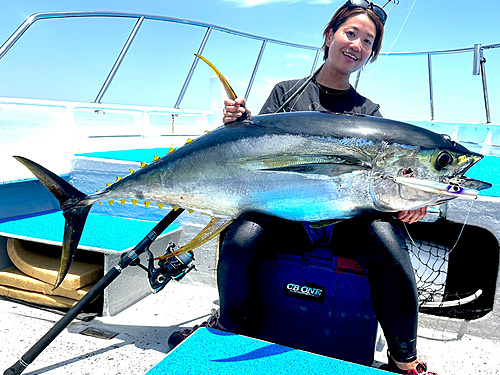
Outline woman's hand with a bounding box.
[223,97,252,124]
[397,207,427,224]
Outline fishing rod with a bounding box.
[4,55,232,375]
[381,0,399,8]
[4,207,191,375]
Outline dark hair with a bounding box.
[322,4,384,64]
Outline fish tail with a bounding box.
[14,156,91,289]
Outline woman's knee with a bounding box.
[222,217,266,250]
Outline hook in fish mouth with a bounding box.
[395,175,492,200]
[447,175,492,192]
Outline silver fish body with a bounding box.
[15,111,491,287]
[89,111,490,221]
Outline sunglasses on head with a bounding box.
[345,0,387,25]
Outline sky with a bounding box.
[0,0,498,124]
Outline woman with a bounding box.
[170,2,435,374]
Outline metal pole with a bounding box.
[0,14,39,60]
[472,44,491,123]
[310,49,321,75]
[480,53,491,124]
[174,28,212,109]
[93,16,144,103]
[427,53,435,121]
[244,39,267,100]
[354,69,362,91]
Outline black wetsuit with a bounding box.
[217,77,419,363]
[259,76,382,116]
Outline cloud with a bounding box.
[285,53,313,61]
[246,73,292,110]
[284,53,314,68]
[223,0,335,7]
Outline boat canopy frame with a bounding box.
[0,11,498,123]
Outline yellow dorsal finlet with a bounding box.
[116,176,122,182]
[140,162,147,168]
[153,155,160,161]
[168,148,175,154]
[120,199,126,205]
[185,138,193,144]
[109,200,114,205]
[129,169,135,174]
[194,54,237,100]
[144,201,151,207]
[157,203,164,209]
[132,200,138,206]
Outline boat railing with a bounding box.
[0,11,498,123]
[0,95,217,183]
[373,43,500,124]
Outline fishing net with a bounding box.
[406,238,450,306]
[405,236,487,319]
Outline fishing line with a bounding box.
[447,198,474,253]
[358,0,417,79]
[403,198,475,256]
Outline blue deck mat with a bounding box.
[76,148,172,163]
[0,212,179,252]
[146,328,385,375]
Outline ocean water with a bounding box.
[76,148,171,163]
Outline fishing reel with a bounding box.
[128,242,196,293]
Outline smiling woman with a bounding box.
[223,1,386,119]
[176,2,439,374]
[321,3,384,73]
[319,14,377,90]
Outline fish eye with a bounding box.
[435,151,453,170]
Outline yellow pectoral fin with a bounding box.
[155,217,233,260]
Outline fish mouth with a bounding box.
[443,152,490,191]
[452,153,483,178]
[395,175,492,204]
[395,152,491,203]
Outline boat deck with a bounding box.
[1,145,500,374]
[1,11,499,374]
[1,281,499,374]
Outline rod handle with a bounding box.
[4,360,27,375]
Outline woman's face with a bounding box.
[325,14,376,76]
